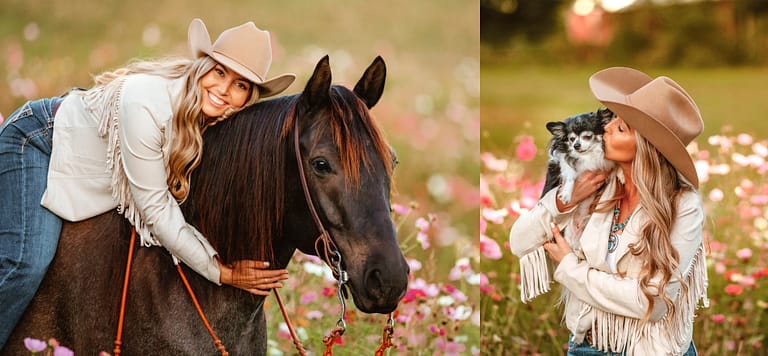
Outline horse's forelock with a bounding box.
[327,85,393,187]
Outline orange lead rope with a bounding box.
[113,228,136,356]
[273,289,308,355]
[113,228,228,356]
[374,313,396,356]
[176,264,228,355]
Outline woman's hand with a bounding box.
[218,260,289,296]
[543,222,573,264]
[556,171,609,211]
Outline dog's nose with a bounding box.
[574,142,581,150]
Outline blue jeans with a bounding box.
[567,336,697,355]
[0,97,63,351]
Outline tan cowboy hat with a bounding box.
[188,18,295,98]
[589,67,704,188]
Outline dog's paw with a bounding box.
[558,188,573,203]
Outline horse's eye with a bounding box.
[311,158,333,175]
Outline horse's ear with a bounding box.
[353,56,386,109]
[300,55,332,110]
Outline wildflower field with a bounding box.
[480,65,768,355]
[1,1,480,355]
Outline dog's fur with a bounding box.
[541,109,615,202]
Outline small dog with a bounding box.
[541,109,614,202]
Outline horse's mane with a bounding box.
[182,85,392,265]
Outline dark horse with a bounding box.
[5,56,410,355]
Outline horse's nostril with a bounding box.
[365,268,383,293]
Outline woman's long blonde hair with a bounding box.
[597,131,695,323]
[92,56,257,203]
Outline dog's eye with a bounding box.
[584,134,593,140]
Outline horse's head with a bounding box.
[288,56,409,313]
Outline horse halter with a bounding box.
[286,116,395,356]
[291,117,349,329]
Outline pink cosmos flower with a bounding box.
[443,284,468,302]
[415,217,430,231]
[724,284,743,296]
[406,258,422,272]
[480,234,502,260]
[694,160,710,183]
[300,291,318,304]
[392,203,410,215]
[448,258,473,281]
[708,188,724,202]
[753,142,768,157]
[24,337,47,352]
[714,262,726,274]
[732,153,749,167]
[736,248,753,260]
[711,314,726,324]
[481,207,507,224]
[481,152,509,171]
[750,195,768,205]
[739,275,756,288]
[53,346,74,356]
[401,288,427,303]
[416,231,430,250]
[434,338,466,356]
[736,133,753,145]
[306,310,324,319]
[515,136,537,161]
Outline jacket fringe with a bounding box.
[588,243,709,355]
[516,241,708,355]
[84,79,159,247]
[518,245,552,302]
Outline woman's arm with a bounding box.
[117,86,286,294]
[549,193,704,320]
[510,171,607,256]
[509,171,607,301]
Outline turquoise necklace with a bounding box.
[608,203,633,253]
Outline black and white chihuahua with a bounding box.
[541,108,615,202]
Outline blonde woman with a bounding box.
[0,19,294,349]
[509,67,708,355]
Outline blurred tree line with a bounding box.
[481,0,768,67]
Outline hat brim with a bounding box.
[209,53,295,98]
[188,18,296,98]
[590,73,699,188]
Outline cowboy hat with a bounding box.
[188,18,295,98]
[589,67,704,188]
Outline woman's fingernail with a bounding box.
[550,222,556,229]
[264,262,270,267]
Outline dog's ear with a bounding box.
[546,121,566,136]
[597,108,614,126]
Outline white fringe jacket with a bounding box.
[509,170,708,355]
[41,74,220,284]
